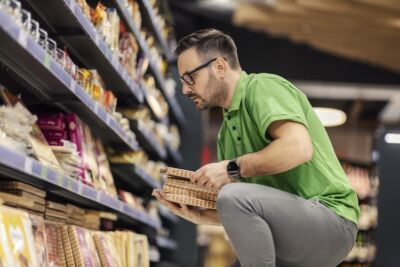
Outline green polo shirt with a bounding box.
[217,71,359,225]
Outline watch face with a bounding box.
[227,160,239,172]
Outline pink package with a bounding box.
[36,112,65,120]
[66,113,89,183]
[66,113,84,155]
[42,130,68,140]
[37,117,66,131]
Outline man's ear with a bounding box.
[214,57,227,78]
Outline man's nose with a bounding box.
[182,83,192,95]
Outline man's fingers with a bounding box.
[192,167,205,183]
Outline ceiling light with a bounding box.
[385,133,400,144]
[313,107,347,127]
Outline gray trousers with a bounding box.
[217,183,358,267]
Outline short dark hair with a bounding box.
[175,28,241,69]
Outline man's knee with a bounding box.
[216,183,246,212]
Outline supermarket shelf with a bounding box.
[152,262,179,267]
[150,63,187,129]
[159,206,179,224]
[0,9,139,151]
[113,0,187,128]
[111,163,161,194]
[0,145,160,229]
[25,0,144,105]
[140,0,175,62]
[141,83,169,125]
[130,120,167,160]
[156,236,178,250]
[165,142,183,167]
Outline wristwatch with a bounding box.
[227,159,242,182]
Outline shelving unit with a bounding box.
[0,144,160,229]
[166,141,183,167]
[111,163,161,195]
[0,9,139,151]
[130,120,167,160]
[159,205,179,224]
[339,161,379,267]
[0,0,183,264]
[156,235,178,250]
[25,0,144,105]
[139,0,176,62]
[113,0,187,128]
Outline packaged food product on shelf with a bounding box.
[51,141,83,180]
[0,180,46,216]
[126,0,141,29]
[0,205,38,267]
[44,221,67,267]
[35,111,119,194]
[108,149,165,181]
[29,214,48,266]
[68,225,101,266]
[118,189,145,211]
[120,106,166,147]
[119,30,140,80]
[95,138,118,197]
[93,232,123,267]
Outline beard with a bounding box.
[192,72,228,110]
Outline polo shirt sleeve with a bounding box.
[246,76,309,142]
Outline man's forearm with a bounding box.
[238,136,312,178]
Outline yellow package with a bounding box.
[0,206,38,267]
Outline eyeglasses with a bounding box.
[180,57,220,86]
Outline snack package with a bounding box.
[93,232,122,267]
[94,138,117,196]
[68,226,101,267]
[0,206,38,267]
[29,214,48,266]
[44,221,66,267]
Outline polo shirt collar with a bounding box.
[225,71,247,114]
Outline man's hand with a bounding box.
[152,189,221,225]
[191,160,233,190]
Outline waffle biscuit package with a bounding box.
[0,180,46,198]
[93,232,122,267]
[0,205,38,267]
[160,167,219,209]
[1,189,45,205]
[44,221,66,267]
[60,225,76,267]
[132,232,150,267]
[68,226,101,267]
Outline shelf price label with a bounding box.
[24,157,33,174]
[56,172,64,187]
[43,52,52,69]
[66,177,73,191]
[68,0,76,11]
[17,30,28,48]
[69,79,76,93]
[40,166,49,179]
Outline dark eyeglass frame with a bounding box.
[180,57,222,86]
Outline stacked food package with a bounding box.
[0,207,151,267]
